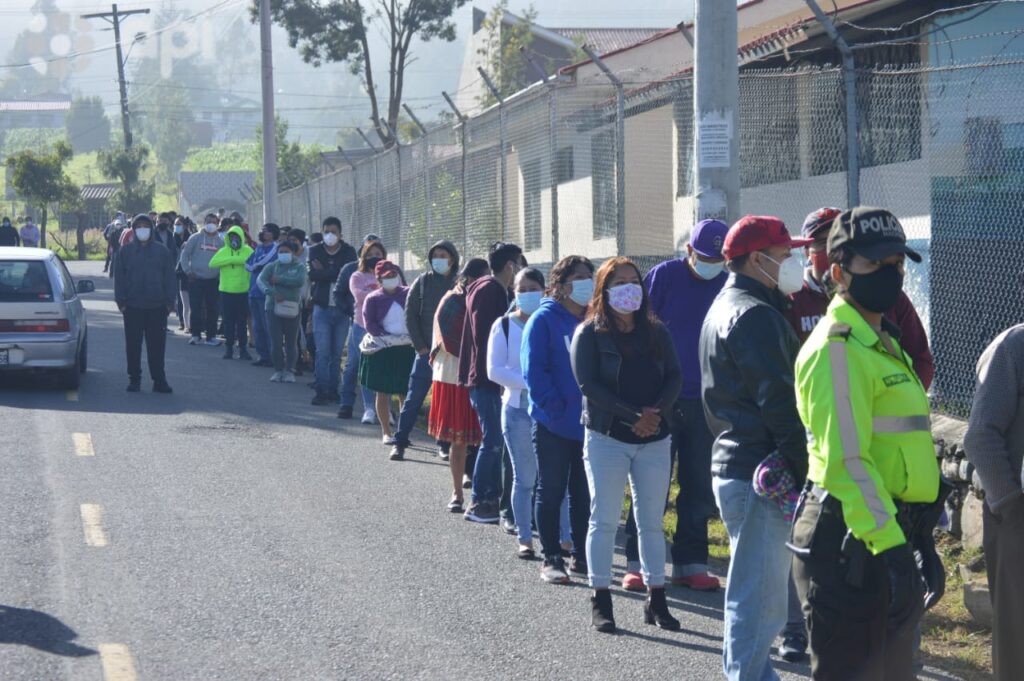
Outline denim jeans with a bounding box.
[395,352,449,450]
[341,324,375,410]
[469,386,503,503]
[312,305,350,396]
[624,398,716,576]
[503,403,571,545]
[249,296,271,362]
[713,476,791,681]
[584,430,672,589]
[534,421,589,563]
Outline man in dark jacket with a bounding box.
[308,216,358,405]
[389,240,460,460]
[0,217,19,246]
[698,216,811,681]
[333,234,380,419]
[459,241,524,524]
[154,211,179,265]
[113,215,177,394]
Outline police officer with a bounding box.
[791,206,946,680]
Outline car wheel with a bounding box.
[60,355,81,391]
[79,337,88,374]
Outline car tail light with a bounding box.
[0,319,70,332]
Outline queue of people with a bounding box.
[109,203,1024,681]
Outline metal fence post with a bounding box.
[583,46,626,256]
[379,120,405,270]
[442,91,469,258]
[523,49,560,262]
[478,67,508,242]
[404,104,432,253]
[337,146,359,243]
[356,127,382,237]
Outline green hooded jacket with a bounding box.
[209,225,254,294]
[257,257,308,312]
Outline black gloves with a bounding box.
[915,536,945,610]
[880,543,919,616]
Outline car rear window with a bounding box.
[0,261,54,302]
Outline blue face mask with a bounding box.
[278,252,293,265]
[431,258,451,275]
[515,291,542,315]
[569,279,594,306]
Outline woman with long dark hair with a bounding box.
[349,240,387,424]
[570,256,682,633]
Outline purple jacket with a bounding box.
[363,286,409,337]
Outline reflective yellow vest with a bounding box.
[795,297,939,554]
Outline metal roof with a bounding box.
[80,183,119,201]
[549,28,670,55]
[0,100,71,112]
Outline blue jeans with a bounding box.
[341,324,374,410]
[249,296,271,362]
[395,352,445,449]
[534,421,589,563]
[504,403,572,545]
[312,306,350,396]
[469,386,503,503]
[713,476,791,681]
[584,430,672,589]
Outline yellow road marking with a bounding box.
[65,390,79,402]
[72,433,94,457]
[99,643,138,681]
[80,504,108,547]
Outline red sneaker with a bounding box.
[673,573,721,591]
[622,571,645,592]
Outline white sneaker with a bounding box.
[269,372,283,382]
[282,371,296,383]
[188,336,199,345]
[361,409,378,425]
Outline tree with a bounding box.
[476,1,538,107]
[255,116,322,192]
[66,97,111,153]
[5,141,78,250]
[1,0,76,99]
[255,0,469,148]
[147,86,194,182]
[98,145,155,215]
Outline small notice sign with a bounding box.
[698,111,733,168]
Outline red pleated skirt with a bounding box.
[428,381,482,446]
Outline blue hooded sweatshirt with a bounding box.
[522,297,585,441]
[245,242,279,299]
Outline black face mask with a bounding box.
[230,238,241,250]
[364,256,383,270]
[844,264,904,313]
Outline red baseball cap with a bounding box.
[723,216,813,260]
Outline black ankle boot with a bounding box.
[643,587,680,631]
[590,588,616,633]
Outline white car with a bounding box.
[0,247,94,389]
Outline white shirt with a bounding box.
[382,301,407,336]
[487,314,528,408]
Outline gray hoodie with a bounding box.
[178,230,224,280]
[405,240,460,352]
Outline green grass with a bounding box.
[182,142,260,173]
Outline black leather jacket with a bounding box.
[571,320,682,436]
[698,273,808,484]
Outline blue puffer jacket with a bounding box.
[246,242,278,298]
[522,297,585,441]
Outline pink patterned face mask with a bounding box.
[607,283,643,314]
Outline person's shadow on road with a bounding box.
[0,605,96,657]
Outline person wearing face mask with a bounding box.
[153,212,179,265]
[359,260,415,444]
[430,258,489,506]
[699,215,812,681]
[458,242,526,525]
[488,267,548,555]
[334,235,383,420]
[618,219,730,595]
[389,241,461,461]
[349,240,387,424]
[0,216,20,246]
[308,217,358,407]
[113,215,176,393]
[258,239,307,382]
[179,213,225,347]
[792,206,944,679]
[245,223,281,368]
[570,257,682,633]
[209,225,255,360]
[172,218,192,332]
[523,255,595,584]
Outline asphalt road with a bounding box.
[0,261,962,680]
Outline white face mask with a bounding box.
[381,276,400,291]
[758,252,804,295]
[204,223,218,233]
[322,232,339,247]
[134,227,151,241]
[692,257,725,281]
[278,252,293,265]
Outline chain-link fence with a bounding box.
[247,57,1024,417]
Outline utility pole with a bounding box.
[82,4,150,149]
[693,0,739,226]
[259,0,280,224]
